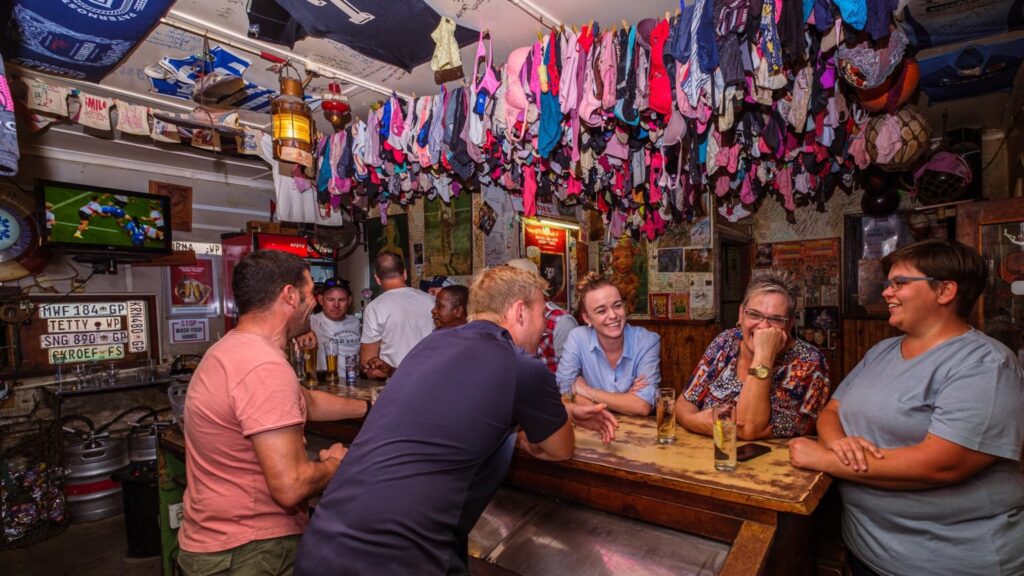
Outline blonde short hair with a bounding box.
[743,269,799,317]
[469,266,547,317]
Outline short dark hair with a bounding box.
[439,285,468,310]
[374,251,405,281]
[233,251,309,316]
[881,239,987,319]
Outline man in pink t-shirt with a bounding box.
[177,251,371,575]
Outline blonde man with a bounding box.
[296,266,617,576]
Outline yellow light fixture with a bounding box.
[272,62,314,167]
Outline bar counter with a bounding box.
[302,382,833,575]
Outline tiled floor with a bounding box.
[0,514,162,576]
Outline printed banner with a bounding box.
[900,0,1024,48]
[114,99,150,136]
[2,0,175,82]
[151,116,180,143]
[74,91,112,131]
[21,77,69,116]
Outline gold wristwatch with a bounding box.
[748,364,770,379]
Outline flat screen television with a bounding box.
[37,180,173,257]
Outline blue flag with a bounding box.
[900,0,1024,48]
[918,38,1024,102]
[2,0,174,82]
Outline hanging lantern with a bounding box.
[272,62,314,167]
[321,82,351,130]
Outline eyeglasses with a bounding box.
[881,276,937,290]
[744,309,790,327]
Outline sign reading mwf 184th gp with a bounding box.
[37,300,149,365]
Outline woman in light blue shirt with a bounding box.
[556,273,661,416]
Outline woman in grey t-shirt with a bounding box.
[790,239,1024,576]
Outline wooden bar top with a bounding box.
[165,381,829,517]
[554,416,830,516]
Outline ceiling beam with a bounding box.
[506,0,562,29]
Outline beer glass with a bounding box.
[713,403,737,471]
[324,339,340,385]
[655,388,677,444]
[301,343,318,388]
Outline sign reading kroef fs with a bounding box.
[48,345,125,364]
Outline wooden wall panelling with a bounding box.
[631,321,721,392]
[637,318,897,394]
[840,318,899,385]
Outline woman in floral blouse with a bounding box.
[676,270,830,439]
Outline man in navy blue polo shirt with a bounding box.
[295,266,617,576]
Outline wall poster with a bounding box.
[167,257,219,316]
[366,212,410,295]
[753,238,841,310]
[423,194,473,276]
[523,220,570,307]
[599,235,649,317]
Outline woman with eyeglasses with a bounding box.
[790,239,1024,576]
[676,270,830,439]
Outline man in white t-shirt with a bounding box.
[360,251,435,379]
[309,278,361,376]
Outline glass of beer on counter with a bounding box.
[301,342,319,389]
[713,403,737,472]
[655,388,677,444]
[324,339,340,385]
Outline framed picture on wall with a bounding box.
[649,293,670,319]
[957,199,1024,351]
[366,213,411,295]
[843,212,956,318]
[523,220,570,307]
[166,257,220,317]
[149,181,192,232]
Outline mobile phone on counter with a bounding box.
[736,443,772,462]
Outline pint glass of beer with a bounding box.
[655,388,677,444]
[324,339,340,385]
[301,343,318,389]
